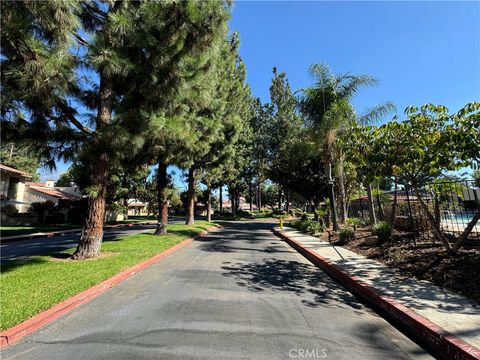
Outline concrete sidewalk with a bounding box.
[276,227,480,350]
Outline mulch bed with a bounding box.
[317,226,480,304]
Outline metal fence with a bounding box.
[347,179,480,242]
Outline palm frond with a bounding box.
[359,101,397,125]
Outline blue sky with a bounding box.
[41,1,479,182]
[229,1,479,115]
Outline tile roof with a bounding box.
[29,186,82,201]
[0,164,32,178]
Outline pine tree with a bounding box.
[1,1,230,259]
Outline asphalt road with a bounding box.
[0,217,191,263]
[1,221,432,360]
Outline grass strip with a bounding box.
[0,221,212,331]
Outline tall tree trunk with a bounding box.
[154,160,168,235]
[366,182,377,225]
[285,191,290,213]
[206,187,212,222]
[337,151,347,224]
[185,167,195,225]
[122,196,129,220]
[72,157,108,259]
[249,182,253,211]
[257,182,262,209]
[277,187,282,211]
[390,175,398,227]
[326,161,339,231]
[219,185,223,212]
[72,69,112,259]
[231,189,237,218]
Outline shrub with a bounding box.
[1,204,19,216]
[290,218,324,236]
[339,227,355,243]
[372,221,392,243]
[306,221,324,236]
[346,217,365,230]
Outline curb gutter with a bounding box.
[272,227,480,360]
[0,225,219,348]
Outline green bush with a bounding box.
[339,227,355,243]
[290,218,324,236]
[306,221,324,236]
[346,217,366,230]
[372,221,392,243]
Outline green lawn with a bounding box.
[0,221,213,331]
[1,224,80,237]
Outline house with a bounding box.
[24,181,83,212]
[0,164,33,212]
[127,199,149,216]
[220,197,257,212]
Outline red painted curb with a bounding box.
[0,225,219,348]
[272,228,480,360]
[1,221,158,243]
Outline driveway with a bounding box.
[1,220,432,359]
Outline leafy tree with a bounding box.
[0,144,41,180]
[56,167,76,187]
[2,1,230,258]
[386,103,480,253]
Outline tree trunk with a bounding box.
[231,189,237,218]
[257,183,262,209]
[337,151,347,224]
[154,160,168,235]
[123,196,129,220]
[366,182,377,225]
[71,66,112,259]
[219,185,223,212]
[412,185,452,252]
[71,158,108,259]
[326,162,339,231]
[249,182,253,211]
[433,193,441,229]
[185,167,195,225]
[285,191,290,213]
[451,210,480,253]
[206,187,212,222]
[277,187,282,211]
[390,175,398,227]
[376,184,385,220]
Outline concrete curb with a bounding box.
[0,225,219,349]
[272,228,480,360]
[1,221,157,243]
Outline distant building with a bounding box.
[24,181,82,212]
[0,164,33,212]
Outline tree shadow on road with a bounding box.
[221,258,366,312]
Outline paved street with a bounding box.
[0,225,155,263]
[1,221,431,359]
[0,217,188,263]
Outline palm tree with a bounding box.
[299,63,393,230]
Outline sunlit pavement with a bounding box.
[1,220,432,359]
